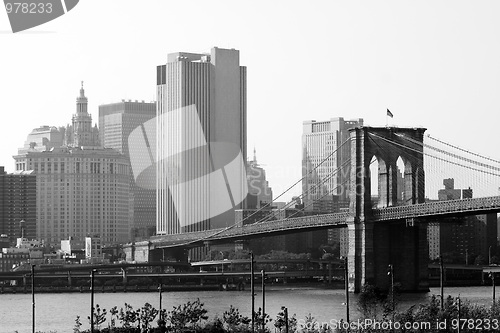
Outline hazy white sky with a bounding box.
[1,1,500,201]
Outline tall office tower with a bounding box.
[302,117,363,209]
[64,82,100,147]
[0,166,36,245]
[13,86,133,247]
[302,117,363,249]
[99,100,157,238]
[246,149,273,209]
[156,47,247,238]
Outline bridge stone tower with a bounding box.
[347,126,428,292]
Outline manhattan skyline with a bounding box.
[1,1,500,202]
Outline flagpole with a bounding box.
[386,109,393,127]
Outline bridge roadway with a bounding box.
[150,212,350,247]
[151,196,500,248]
[372,195,500,221]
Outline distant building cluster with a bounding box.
[12,84,133,249]
[427,178,497,263]
[0,47,254,265]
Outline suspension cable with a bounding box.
[280,157,380,221]
[254,158,352,224]
[369,132,500,177]
[396,133,495,198]
[164,137,353,248]
[427,134,500,164]
[237,136,352,225]
[396,133,500,172]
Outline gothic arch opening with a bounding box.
[396,156,405,205]
[369,155,384,208]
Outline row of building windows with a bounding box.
[16,160,130,175]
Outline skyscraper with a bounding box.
[246,149,273,209]
[14,85,133,246]
[0,166,36,245]
[155,47,247,237]
[99,100,157,238]
[302,117,363,209]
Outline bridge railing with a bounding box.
[152,212,349,247]
[151,230,221,245]
[207,212,349,240]
[372,196,500,221]
[151,196,500,247]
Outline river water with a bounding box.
[0,286,496,333]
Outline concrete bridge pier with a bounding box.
[347,219,429,292]
[67,271,72,287]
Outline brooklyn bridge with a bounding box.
[127,126,500,293]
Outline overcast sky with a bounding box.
[1,1,499,201]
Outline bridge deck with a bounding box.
[373,196,500,221]
[151,212,349,248]
[152,196,500,247]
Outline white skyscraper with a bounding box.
[302,117,363,210]
[155,47,247,236]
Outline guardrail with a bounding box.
[373,196,500,221]
[152,212,349,247]
[208,212,349,240]
[152,196,500,247]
